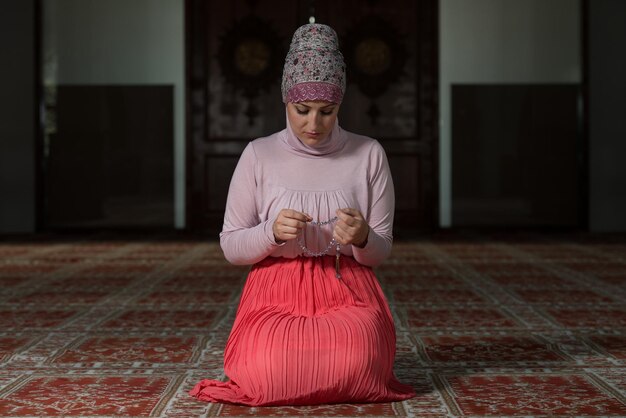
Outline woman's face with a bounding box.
[286,101,339,146]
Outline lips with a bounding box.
[305,132,321,138]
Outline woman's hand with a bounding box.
[273,209,312,243]
[334,208,369,248]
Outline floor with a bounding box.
[0,233,625,417]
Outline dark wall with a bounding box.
[452,85,580,227]
[0,0,36,233]
[589,0,626,231]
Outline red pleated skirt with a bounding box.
[189,255,415,406]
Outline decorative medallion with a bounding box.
[343,16,407,124]
[217,15,285,125]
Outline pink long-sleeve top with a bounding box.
[220,115,395,267]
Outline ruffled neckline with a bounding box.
[279,111,347,157]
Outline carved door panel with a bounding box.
[186,0,438,236]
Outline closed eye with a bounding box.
[295,108,335,116]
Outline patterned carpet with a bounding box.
[0,234,625,417]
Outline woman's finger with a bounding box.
[282,209,312,223]
[336,208,364,221]
[274,208,313,243]
[333,228,347,245]
[334,209,368,247]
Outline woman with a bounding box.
[190,23,415,406]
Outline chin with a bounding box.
[302,137,327,146]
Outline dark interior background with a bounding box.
[452,84,581,227]
[46,86,174,228]
[1,0,625,235]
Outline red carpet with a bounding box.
[0,235,625,417]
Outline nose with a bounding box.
[308,111,322,131]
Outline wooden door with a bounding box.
[185,0,438,237]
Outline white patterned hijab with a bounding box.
[281,23,346,104]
